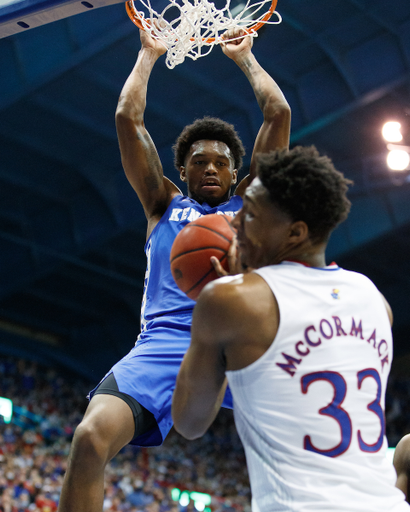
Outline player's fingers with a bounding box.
[227,235,241,274]
[222,27,245,40]
[140,26,167,55]
[211,256,229,277]
[226,235,236,265]
[221,27,247,44]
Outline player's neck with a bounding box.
[285,246,327,269]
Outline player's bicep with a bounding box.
[249,107,291,176]
[172,291,228,438]
[181,334,226,396]
[172,344,226,439]
[179,302,227,405]
[116,116,180,217]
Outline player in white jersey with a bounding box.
[172,145,410,511]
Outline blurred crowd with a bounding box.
[0,356,250,512]
[0,355,409,512]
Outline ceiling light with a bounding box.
[382,121,403,142]
[386,149,410,171]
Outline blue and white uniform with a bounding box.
[90,194,242,447]
[226,261,408,511]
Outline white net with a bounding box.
[127,0,281,69]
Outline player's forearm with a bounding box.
[116,48,160,126]
[238,53,290,177]
[236,52,290,122]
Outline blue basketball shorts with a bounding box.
[88,313,233,447]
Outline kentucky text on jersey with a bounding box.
[277,315,389,377]
[138,195,243,337]
[169,207,237,222]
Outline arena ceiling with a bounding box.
[0,0,409,381]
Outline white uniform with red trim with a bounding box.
[226,261,408,512]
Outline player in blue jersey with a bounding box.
[58,27,290,512]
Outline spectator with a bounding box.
[0,354,408,511]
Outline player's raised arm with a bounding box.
[221,28,291,194]
[115,29,182,236]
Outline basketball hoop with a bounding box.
[126,0,280,69]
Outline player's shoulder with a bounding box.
[336,265,377,285]
[205,271,269,293]
[197,274,243,306]
[394,434,410,475]
[194,272,279,349]
[197,272,274,318]
[396,434,410,457]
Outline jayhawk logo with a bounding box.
[331,288,340,299]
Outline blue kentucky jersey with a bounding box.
[139,194,243,333]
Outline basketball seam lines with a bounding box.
[188,224,233,242]
[170,246,227,263]
[219,214,236,235]
[186,254,227,296]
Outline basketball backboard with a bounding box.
[0,0,125,38]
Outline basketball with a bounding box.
[170,214,236,300]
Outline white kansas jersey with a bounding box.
[226,261,408,512]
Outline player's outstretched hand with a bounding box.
[211,235,244,277]
[139,28,167,57]
[220,27,253,61]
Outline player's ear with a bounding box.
[180,166,187,182]
[289,221,309,244]
[231,169,238,185]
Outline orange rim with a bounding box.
[125,0,278,43]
